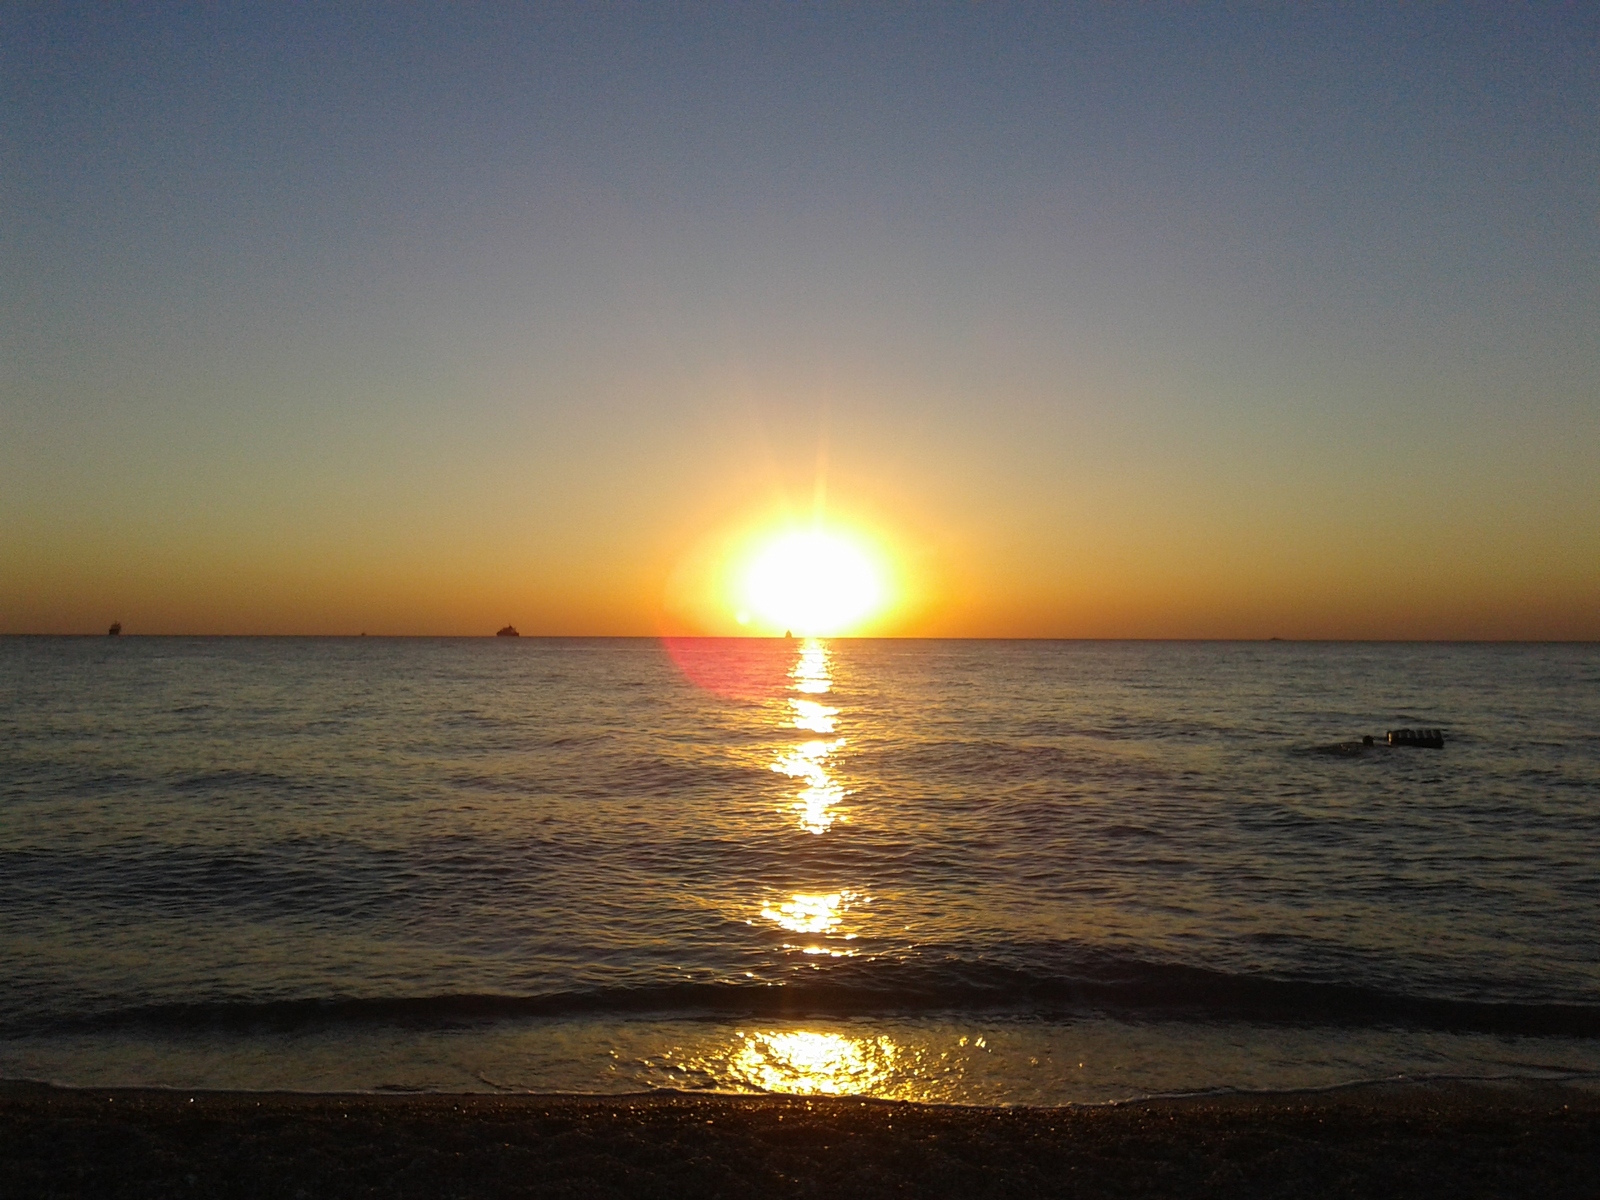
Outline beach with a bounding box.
[4,1080,1598,1198]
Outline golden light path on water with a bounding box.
[659,1026,998,1100]
[758,889,864,956]
[739,638,899,1097]
[769,639,846,835]
[760,638,864,955]
[654,637,980,1099]
[728,1030,898,1096]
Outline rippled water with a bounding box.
[2,636,1597,1101]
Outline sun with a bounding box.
[738,529,887,636]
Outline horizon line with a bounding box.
[4,633,1597,645]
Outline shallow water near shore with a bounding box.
[5,1015,1597,1105]
[2,637,1597,1101]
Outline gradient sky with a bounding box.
[4,4,1597,637]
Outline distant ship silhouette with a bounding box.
[496,625,520,637]
[107,622,121,637]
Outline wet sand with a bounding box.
[3,1079,1597,1198]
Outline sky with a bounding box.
[3,3,1597,638]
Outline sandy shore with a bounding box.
[2,1079,1597,1198]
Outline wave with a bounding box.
[22,956,1600,1040]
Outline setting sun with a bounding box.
[738,529,886,636]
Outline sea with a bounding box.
[2,636,1597,1104]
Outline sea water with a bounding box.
[2,636,1597,1102]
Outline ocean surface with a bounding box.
[2,636,1597,1104]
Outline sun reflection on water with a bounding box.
[770,740,845,834]
[791,639,833,694]
[760,889,864,937]
[751,641,870,962]
[771,639,847,834]
[640,1027,998,1103]
[789,698,838,734]
[729,1030,897,1095]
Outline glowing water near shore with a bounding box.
[2,637,1598,1100]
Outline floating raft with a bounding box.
[1387,728,1444,748]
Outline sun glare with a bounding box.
[739,529,886,636]
[729,1030,896,1095]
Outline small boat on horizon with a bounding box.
[496,625,520,637]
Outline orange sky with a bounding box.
[4,8,1597,638]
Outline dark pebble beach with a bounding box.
[3,1079,1598,1199]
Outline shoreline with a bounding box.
[5,1079,1598,1198]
